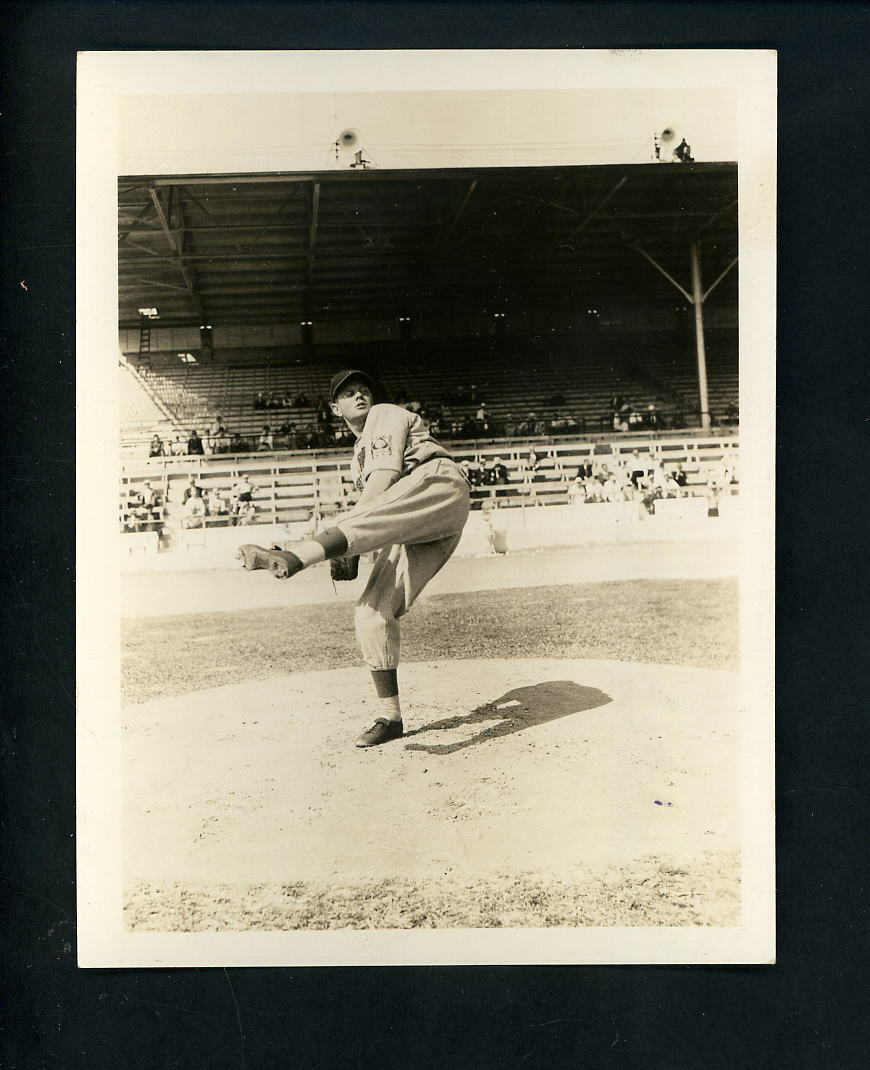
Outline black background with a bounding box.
[2,3,867,1067]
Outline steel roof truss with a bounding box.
[147,185,204,319]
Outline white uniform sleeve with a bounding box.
[360,405,411,480]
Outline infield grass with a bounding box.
[123,577,737,705]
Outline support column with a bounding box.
[689,241,711,431]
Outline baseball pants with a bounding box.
[334,458,470,670]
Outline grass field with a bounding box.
[126,851,740,931]
[122,577,738,705]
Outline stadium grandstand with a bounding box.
[118,162,738,553]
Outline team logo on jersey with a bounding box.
[354,445,366,492]
[371,434,392,457]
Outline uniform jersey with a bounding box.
[349,403,452,493]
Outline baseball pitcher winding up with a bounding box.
[238,369,470,747]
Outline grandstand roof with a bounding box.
[118,162,737,330]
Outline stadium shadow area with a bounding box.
[403,680,611,756]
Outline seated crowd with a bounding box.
[567,451,736,510]
[139,380,738,464]
[254,390,311,410]
[122,480,164,533]
[608,395,662,433]
[122,472,267,535]
[178,473,260,528]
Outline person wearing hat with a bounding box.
[238,369,470,748]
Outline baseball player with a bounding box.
[238,369,471,747]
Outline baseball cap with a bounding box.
[329,368,376,400]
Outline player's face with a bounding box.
[331,380,373,423]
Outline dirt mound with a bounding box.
[124,658,739,929]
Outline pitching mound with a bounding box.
[124,658,739,930]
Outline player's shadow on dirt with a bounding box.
[403,680,612,756]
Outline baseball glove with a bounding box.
[329,554,360,581]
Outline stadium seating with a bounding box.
[119,326,739,547]
[120,328,738,457]
[119,434,739,546]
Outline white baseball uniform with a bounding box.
[333,404,470,670]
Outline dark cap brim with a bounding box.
[329,369,376,400]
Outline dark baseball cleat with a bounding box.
[237,544,303,579]
[355,718,404,748]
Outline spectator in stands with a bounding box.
[231,474,257,520]
[294,392,310,408]
[181,488,206,529]
[603,472,627,503]
[255,391,267,410]
[627,407,643,430]
[148,434,165,458]
[206,415,225,452]
[706,458,732,494]
[526,447,544,482]
[647,459,670,494]
[611,396,632,432]
[627,450,645,488]
[142,480,163,522]
[465,457,484,487]
[229,430,245,453]
[484,456,509,485]
[277,420,297,450]
[187,429,204,455]
[705,482,723,518]
[170,434,187,457]
[212,424,228,454]
[576,456,594,481]
[568,477,587,506]
[257,425,274,451]
[583,474,602,503]
[723,401,739,427]
[503,411,516,437]
[660,469,680,498]
[205,487,229,519]
[645,403,660,430]
[236,499,256,525]
[123,485,149,532]
[182,474,203,505]
[609,394,624,429]
[519,412,538,436]
[671,463,688,493]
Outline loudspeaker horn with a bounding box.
[659,124,681,145]
[336,128,362,150]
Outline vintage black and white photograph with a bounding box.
[76,49,776,966]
